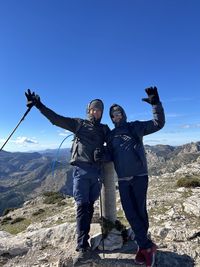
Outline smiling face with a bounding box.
[111,110,123,123]
[87,99,104,124]
[89,107,102,120]
[110,104,127,127]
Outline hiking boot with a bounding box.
[141,244,157,267]
[73,248,92,266]
[135,248,145,265]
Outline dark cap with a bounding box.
[88,99,104,112]
[87,99,104,124]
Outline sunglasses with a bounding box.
[111,111,122,118]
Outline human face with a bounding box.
[111,111,123,123]
[89,108,102,120]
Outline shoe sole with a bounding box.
[134,259,145,265]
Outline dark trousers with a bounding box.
[73,164,101,250]
[118,175,153,249]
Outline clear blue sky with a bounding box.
[0,0,200,152]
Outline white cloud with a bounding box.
[166,113,184,118]
[180,124,200,129]
[144,139,169,145]
[58,130,71,136]
[15,136,38,144]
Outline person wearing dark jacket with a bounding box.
[108,87,165,267]
[25,89,110,266]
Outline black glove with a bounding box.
[142,86,160,105]
[94,148,103,162]
[25,89,41,108]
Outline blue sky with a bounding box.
[0,0,200,152]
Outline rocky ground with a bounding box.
[0,172,199,267]
[148,174,200,267]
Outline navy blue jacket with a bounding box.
[108,103,165,178]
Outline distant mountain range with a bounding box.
[0,149,73,215]
[0,142,200,215]
[145,141,200,175]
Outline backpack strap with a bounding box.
[71,120,84,142]
[70,120,84,155]
[75,120,84,135]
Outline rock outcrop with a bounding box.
[0,179,199,266]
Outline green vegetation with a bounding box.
[57,201,66,207]
[117,209,129,227]
[0,217,31,235]
[181,188,193,198]
[177,176,200,188]
[32,208,45,216]
[43,191,65,205]
[99,217,127,241]
[1,216,25,225]
[2,207,17,216]
[11,217,25,224]
[148,205,170,224]
[1,216,12,225]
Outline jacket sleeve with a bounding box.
[131,102,165,136]
[37,102,82,133]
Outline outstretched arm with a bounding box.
[25,89,82,133]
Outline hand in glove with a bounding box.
[25,89,41,108]
[94,148,103,162]
[142,86,160,105]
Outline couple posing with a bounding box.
[25,87,165,267]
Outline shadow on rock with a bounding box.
[155,250,194,267]
[91,239,137,255]
[58,243,195,267]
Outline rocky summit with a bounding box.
[0,142,200,266]
[0,175,199,266]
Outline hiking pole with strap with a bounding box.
[99,188,105,258]
[96,148,105,258]
[0,107,32,151]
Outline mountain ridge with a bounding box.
[0,141,200,215]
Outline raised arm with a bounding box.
[130,87,165,136]
[25,89,82,133]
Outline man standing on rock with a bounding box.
[107,87,165,267]
[25,89,110,266]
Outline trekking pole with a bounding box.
[95,148,105,258]
[0,107,32,151]
[99,184,105,258]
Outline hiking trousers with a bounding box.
[118,175,153,249]
[73,163,101,250]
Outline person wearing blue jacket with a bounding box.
[108,87,165,267]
